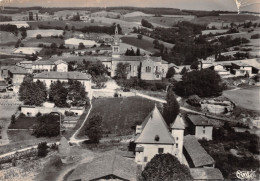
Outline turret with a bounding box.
[171,114,185,163]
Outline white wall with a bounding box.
[195,126,213,140]
[56,63,68,72]
[171,129,184,163]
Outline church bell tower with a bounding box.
[112,24,120,58]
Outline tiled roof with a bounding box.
[54,60,68,65]
[9,66,28,74]
[184,135,215,167]
[112,55,164,63]
[135,105,175,144]
[67,150,137,181]
[232,62,252,67]
[19,61,33,64]
[32,60,55,65]
[187,114,213,126]
[34,71,91,80]
[171,115,185,129]
[190,168,224,180]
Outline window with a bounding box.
[156,66,158,71]
[203,130,206,134]
[158,148,164,154]
[176,137,178,141]
[176,143,178,148]
[146,66,151,73]
[156,75,160,78]
[129,65,131,71]
[203,126,206,128]
[144,157,148,162]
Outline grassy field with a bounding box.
[223,86,260,111]
[0,31,19,45]
[121,36,159,53]
[8,117,37,129]
[77,97,161,138]
[23,37,65,47]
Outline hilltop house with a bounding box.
[134,105,185,168]
[33,71,91,92]
[186,114,213,140]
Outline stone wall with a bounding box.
[201,99,234,114]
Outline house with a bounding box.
[186,114,213,140]
[8,66,28,93]
[54,60,68,72]
[134,105,184,168]
[17,61,33,73]
[32,60,56,73]
[190,168,224,180]
[67,150,137,181]
[208,64,231,77]
[33,71,92,92]
[183,135,215,168]
[231,62,254,76]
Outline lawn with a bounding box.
[121,36,159,53]
[8,117,37,129]
[77,96,161,138]
[223,86,260,111]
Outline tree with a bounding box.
[50,42,57,49]
[67,80,88,107]
[163,88,180,125]
[33,114,60,138]
[19,78,47,106]
[37,142,49,157]
[136,48,141,56]
[11,114,16,124]
[36,34,42,39]
[190,61,200,70]
[49,81,68,107]
[142,154,192,181]
[137,34,143,40]
[180,67,187,75]
[141,19,153,29]
[115,62,130,79]
[174,69,223,97]
[85,114,103,143]
[166,67,175,78]
[78,42,85,50]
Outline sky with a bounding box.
[3,0,260,12]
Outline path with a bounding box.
[135,92,204,115]
[69,101,92,144]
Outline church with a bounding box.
[105,26,169,81]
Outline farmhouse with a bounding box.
[185,114,213,140]
[135,105,184,168]
[33,71,91,92]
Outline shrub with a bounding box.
[36,34,42,39]
[186,95,201,107]
[65,111,75,117]
[36,112,42,117]
[19,112,26,117]
[137,34,143,39]
[251,34,260,39]
[114,92,119,97]
[37,142,48,157]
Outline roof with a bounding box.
[184,135,215,167]
[32,60,55,65]
[54,60,68,65]
[190,168,224,180]
[169,63,179,68]
[232,62,252,67]
[135,105,175,144]
[112,55,164,63]
[171,115,185,129]
[67,150,137,181]
[33,71,91,80]
[187,114,213,126]
[9,66,28,75]
[19,61,33,64]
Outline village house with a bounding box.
[185,114,213,140]
[32,60,55,73]
[17,61,33,73]
[134,105,185,168]
[33,71,91,92]
[231,62,256,76]
[208,64,231,77]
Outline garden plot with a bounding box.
[27,29,63,38]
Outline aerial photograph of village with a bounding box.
[0,0,259,180]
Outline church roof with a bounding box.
[171,115,185,130]
[112,55,163,63]
[34,71,91,80]
[135,105,175,145]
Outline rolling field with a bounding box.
[0,31,19,45]
[27,29,63,38]
[223,86,260,111]
[78,97,161,137]
[121,36,159,53]
[23,37,65,47]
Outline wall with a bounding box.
[195,126,213,140]
[56,63,68,72]
[171,129,184,163]
[32,64,55,72]
[141,59,162,80]
[135,144,176,168]
[110,60,140,78]
[21,106,84,116]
